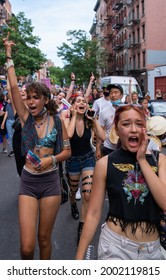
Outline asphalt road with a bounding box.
[0,149,107,260]
[0,145,165,260]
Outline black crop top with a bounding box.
[70,126,92,156]
[106,148,160,233]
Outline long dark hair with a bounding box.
[71,96,93,129]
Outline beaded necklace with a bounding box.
[34,113,47,128]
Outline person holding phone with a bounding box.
[3,34,71,260]
[62,95,105,244]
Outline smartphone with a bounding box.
[85,109,96,119]
[26,150,41,167]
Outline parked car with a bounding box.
[149,100,166,146]
[100,76,143,102]
[149,100,166,117]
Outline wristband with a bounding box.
[6,60,14,70]
[51,155,57,166]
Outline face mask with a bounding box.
[111,99,121,106]
[103,91,110,97]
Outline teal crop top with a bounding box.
[21,114,63,156]
[37,127,57,148]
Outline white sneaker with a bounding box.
[2,148,7,154]
[76,188,81,200]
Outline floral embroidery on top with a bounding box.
[123,169,149,205]
[113,162,158,205]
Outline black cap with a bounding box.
[107,83,123,95]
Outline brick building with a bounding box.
[90,0,166,96]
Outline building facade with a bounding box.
[90,0,166,96]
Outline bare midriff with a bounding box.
[25,146,54,173]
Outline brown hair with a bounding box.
[114,104,146,129]
[26,82,58,115]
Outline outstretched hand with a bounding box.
[90,72,95,83]
[3,32,15,55]
[71,72,75,81]
[136,127,148,162]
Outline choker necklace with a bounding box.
[34,114,47,128]
[35,107,47,119]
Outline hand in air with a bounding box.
[71,72,75,81]
[90,72,95,83]
[3,32,16,50]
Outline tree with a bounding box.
[0,12,47,77]
[57,30,99,86]
[48,66,65,86]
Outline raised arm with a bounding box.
[66,72,76,101]
[85,72,95,103]
[64,106,77,139]
[92,118,106,142]
[129,78,133,104]
[3,33,29,122]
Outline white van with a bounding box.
[100,76,143,101]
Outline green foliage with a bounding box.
[0,12,47,76]
[57,30,99,86]
[48,66,65,86]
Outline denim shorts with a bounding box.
[98,223,165,260]
[66,150,96,175]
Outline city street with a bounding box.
[0,145,165,260]
[0,148,107,260]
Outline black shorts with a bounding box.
[20,168,61,199]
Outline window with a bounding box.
[137,28,140,43]
[142,51,146,67]
[133,31,135,44]
[142,24,145,40]
[136,5,139,19]
[141,0,145,16]
[133,55,136,69]
[138,53,140,69]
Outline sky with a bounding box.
[10,0,97,68]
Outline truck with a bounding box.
[100,76,143,101]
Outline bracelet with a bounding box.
[5,60,14,70]
[51,155,57,167]
[63,138,70,148]
[6,56,12,59]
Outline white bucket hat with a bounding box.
[146,116,166,136]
